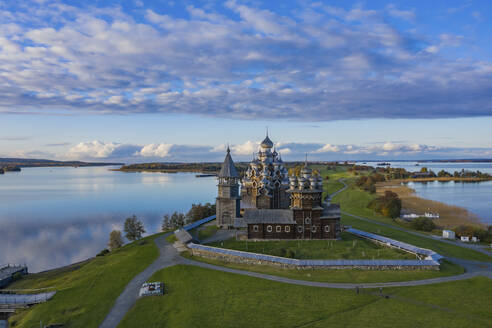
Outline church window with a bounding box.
[312,226,317,233]
[305,218,311,224]
[267,225,273,232]
[276,225,281,232]
[298,226,303,233]
[253,225,259,232]
[325,225,330,232]
[285,226,291,232]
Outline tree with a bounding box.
[420,167,428,173]
[186,203,215,223]
[170,211,186,228]
[368,191,401,219]
[124,215,146,241]
[108,230,124,250]
[162,214,171,231]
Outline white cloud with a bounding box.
[231,141,260,156]
[315,144,340,153]
[138,143,173,158]
[68,141,118,158]
[0,2,490,121]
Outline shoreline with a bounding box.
[376,181,487,229]
[399,177,492,183]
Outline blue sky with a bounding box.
[1,0,492,162]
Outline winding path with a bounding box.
[100,180,492,328]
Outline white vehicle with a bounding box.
[139,282,165,297]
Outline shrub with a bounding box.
[96,249,110,257]
[411,217,436,232]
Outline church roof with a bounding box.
[243,209,295,224]
[218,147,239,178]
[260,135,274,148]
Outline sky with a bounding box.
[1,0,492,162]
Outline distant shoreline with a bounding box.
[399,177,492,183]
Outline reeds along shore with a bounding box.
[376,181,486,229]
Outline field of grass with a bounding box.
[118,265,492,328]
[6,234,161,328]
[182,252,464,283]
[207,232,414,260]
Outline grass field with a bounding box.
[182,252,464,283]
[207,232,415,260]
[6,234,161,328]
[118,265,492,328]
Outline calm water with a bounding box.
[0,166,217,272]
[406,181,492,225]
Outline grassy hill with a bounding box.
[5,234,162,328]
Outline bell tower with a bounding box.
[216,147,241,228]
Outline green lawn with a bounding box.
[207,232,414,260]
[182,252,463,283]
[118,265,492,328]
[7,234,161,328]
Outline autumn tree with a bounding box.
[108,230,124,250]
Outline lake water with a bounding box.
[0,166,217,272]
[405,180,492,225]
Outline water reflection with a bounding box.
[0,167,216,272]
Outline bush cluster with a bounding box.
[355,173,385,193]
[368,191,402,219]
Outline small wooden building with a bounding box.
[245,209,296,239]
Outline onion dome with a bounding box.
[260,134,274,149]
[289,175,298,190]
[272,147,278,157]
[218,146,239,178]
[309,176,316,190]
